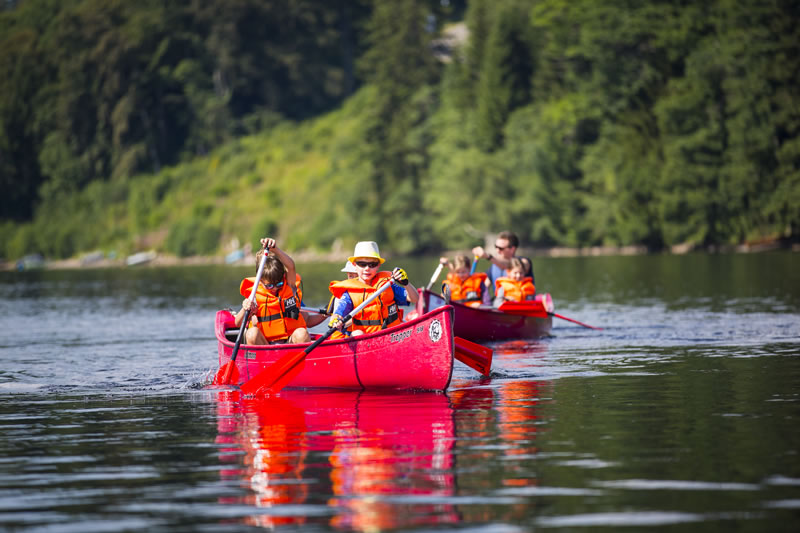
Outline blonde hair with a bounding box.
[452,255,471,270]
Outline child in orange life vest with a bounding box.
[328,241,419,336]
[441,255,490,307]
[324,260,358,339]
[493,257,536,308]
[234,238,311,345]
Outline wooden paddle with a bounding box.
[239,278,396,396]
[212,247,269,385]
[498,301,602,330]
[299,303,493,376]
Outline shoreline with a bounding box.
[4,241,797,272]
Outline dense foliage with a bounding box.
[0,0,372,221]
[1,0,798,261]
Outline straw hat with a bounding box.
[341,260,358,273]
[348,241,386,265]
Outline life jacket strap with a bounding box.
[257,312,283,322]
[382,313,398,328]
[353,318,382,326]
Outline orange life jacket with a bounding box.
[444,272,487,307]
[329,271,401,334]
[239,274,306,342]
[495,276,536,302]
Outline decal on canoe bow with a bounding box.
[429,319,443,343]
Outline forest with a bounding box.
[1,0,798,261]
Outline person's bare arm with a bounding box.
[234,298,257,327]
[472,245,511,270]
[260,237,297,288]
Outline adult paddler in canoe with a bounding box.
[213,240,492,396]
[417,232,601,342]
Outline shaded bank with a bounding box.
[4,241,797,272]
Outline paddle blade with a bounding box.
[240,349,307,396]
[212,360,240,386]
[454,336,493,376]
[498,301,548,317]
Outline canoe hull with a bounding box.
[215,305,455,391]
[419,289,552,342]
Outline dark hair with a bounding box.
[497,231,519,248]
[263,256,285,284]
[255,249,285,284]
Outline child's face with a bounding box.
[509,267,524,281]
[347,272,358,279]
[262,276,284,294]
[455,267,470,281]
[354,259,380,283]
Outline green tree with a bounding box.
[0,24,46,219]
[357,0,440,252]
[475,0,535,152]
[714,0,800,243]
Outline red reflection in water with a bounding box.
[493,339,549,368]
[213,338,552,530]
[215,389,461,530]
[492,340,552,487]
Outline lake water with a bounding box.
[1,252,798,532]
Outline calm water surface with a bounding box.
[1,253,798,532]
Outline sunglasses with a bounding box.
[495,244,509,251]
[264,280,284,289]
[355,260,380,269]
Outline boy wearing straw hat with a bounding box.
[327,241,418,336]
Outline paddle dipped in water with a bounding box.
[213,248,269,385]
[498,299,602,330]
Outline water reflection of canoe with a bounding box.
[419,289,552,342]
[215,306,455,391]
[214,389,458,529]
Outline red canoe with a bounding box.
[417,289,552,342]
[215,305,455,391]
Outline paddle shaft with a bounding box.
[426,263,445,291]
[551,312,602,330]
[470,255,479,275]
[304,279,396,349]
[221,249,269,383]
